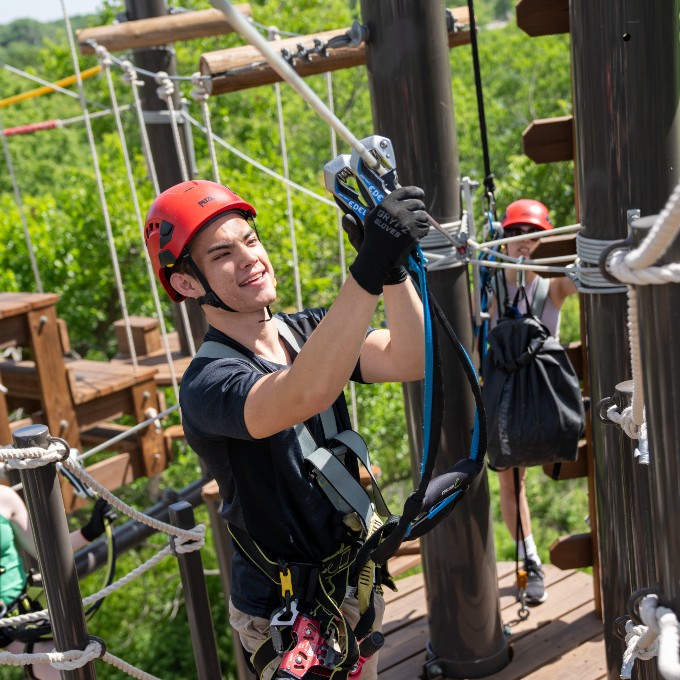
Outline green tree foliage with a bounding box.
[0,3,586,677]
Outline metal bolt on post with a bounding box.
[12,424,97,679]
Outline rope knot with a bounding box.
[94,45,112,68]
[190,72,209,102]
[1,443,66,470]
[120,60,141,88]
[171,524,206,554]
[51,640,103,671]
[154,72,174,101]
[606,405,644,440]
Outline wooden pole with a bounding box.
[569,1,679,677]
[200,7,471,96]
[76,6,252,54]
[358,1,509,677]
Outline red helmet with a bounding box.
[144,180,256,301]
[501,199,553,232]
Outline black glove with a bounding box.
[341,213,408,286]
[348,186,430,295]
[80,498,115,542]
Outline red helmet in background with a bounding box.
[144,180,256,301]
[501,199,553,232]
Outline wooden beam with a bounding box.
[76,5,252,55]
[550,532,593,570]
[523,115,574,164]
[201,7,470,96]
[516,0,570,37]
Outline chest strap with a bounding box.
[194,317,390,532]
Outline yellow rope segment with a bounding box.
[0,65,102,109]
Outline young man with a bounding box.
[489,198,577,605]
[144,179,428,679]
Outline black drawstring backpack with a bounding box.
[482,282,585,469]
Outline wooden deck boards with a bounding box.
[378,561,606,679]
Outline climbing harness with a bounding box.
[195,317,388,679]
[324,135,487,570]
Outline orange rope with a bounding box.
[0,65,102,109]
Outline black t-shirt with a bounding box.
[180,308,366,617]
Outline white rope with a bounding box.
[184,112,337,208]
[626,181,680,270]
[0,114,44,292]
[154,72,190,183]
[78,403,178,462]
[102,651,161,680]
[61,1,139,383]
[0,444,65,469]
[621,595,680,680]
[120,58,182,400]
[0,640,161,679]
[95,45,139,370]
[208,0,380,173]
[0,537,200,628]
[621,619,660,679]
[269,28,303,311]
[607,254,680,285]
[605,405,644,441]
[0,640,101,669]
[191,72,221,183]
[0,444,202,540]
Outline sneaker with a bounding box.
[524,560,547,605]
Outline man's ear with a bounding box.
[169,271,204,300]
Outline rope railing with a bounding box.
[0,439,205,679]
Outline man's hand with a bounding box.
[348,186,430,295]
[342,213,408,286]
[80,498,116,542]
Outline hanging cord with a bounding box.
[466,0,496,218]
[269,27,303,311]
[143,68,197,356]
[61,0,138,368]
[0,114,43,292]
[154,72,190,183]
[190,72,220,184]
[119,58,182,400]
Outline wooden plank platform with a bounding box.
[111,331,193,386]
[378,561,606,679]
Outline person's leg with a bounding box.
[341,590,386,680]
[4,639,59,680]
[498,467,533,544]
[498,467,546,604]
[229,598,276,680]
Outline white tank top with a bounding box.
[491,276,561,340]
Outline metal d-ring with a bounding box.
[595,396,616,423]
[47,435,71,461]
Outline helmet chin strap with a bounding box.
[185,256,273,321]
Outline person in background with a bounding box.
[0,483,112,679]
[489,198,577,605]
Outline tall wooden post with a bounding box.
[126,0,207,352]
[359,1,509,676]
[569,1,679,678]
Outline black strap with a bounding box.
[466,0,495,208]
